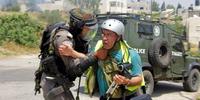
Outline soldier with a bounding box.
[34,8,103,100]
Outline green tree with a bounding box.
[161,2,166,11]
[0,14,43,47]
[26,0,37,7]
[68,0,100,12]
[177,3,182,9]
[195,0,200,6]
[176,3,182,14]
[152,1,160,11]
[168,16,184,35]
[39,10,64,25]
[167,4,175,10]
[2,0,20,11]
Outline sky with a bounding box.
[0,0,195,9]
[155,0,194,8]
[130,0,195,8]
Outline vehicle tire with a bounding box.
[148,38,172,68]
[183,69,200,92]
[143,70,154,95]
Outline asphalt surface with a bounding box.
[0,55,199,100]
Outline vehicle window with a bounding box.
[171,35,183,52]
[138,23,153,36]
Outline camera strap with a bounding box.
[76,77,81,100]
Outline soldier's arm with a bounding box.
[53,30,97,77]
[59,43,87,58]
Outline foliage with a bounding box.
[161,2,166,11]
[195,0,200,6]
[177,3,182,9]
[26,0,37,7]
[151,12,160,21]
[0,42,39,56]
[152,1,160,11]
[166,4,175,10]
[26,0,42,12]
[188,43,200,57]
[176,3,182,14]
[167,16,185,34]
[189,51,200,57]
[197,94,200,100]
[0,13,43,47]
[1,0,20,12]
[38,10,65,25]
[68,0,100,13]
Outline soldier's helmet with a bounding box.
[69,8,98,41]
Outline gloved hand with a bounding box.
[34,69,42,95]
[34,80,41,95]
[59,42,74,57]
[94,48,108,60]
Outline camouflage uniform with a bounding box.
[41,30,80,100]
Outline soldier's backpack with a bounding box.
[34,22,69,95]
[39,22,69,59]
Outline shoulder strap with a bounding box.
[120,40,131,63]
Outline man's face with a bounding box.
[81,26,90,38]
[102,29,119,50]
[80,25,98,41]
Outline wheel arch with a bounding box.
[184,62,200,77]
[142,62,154,76]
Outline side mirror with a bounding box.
[183,41,190,51]
[173,42,182,52]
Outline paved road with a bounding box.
[0,55,199,100]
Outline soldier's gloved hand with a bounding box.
[59,42,74,57]
[34,84,41,95]
[94,48,108,60]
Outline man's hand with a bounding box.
[59,42,74,57]
[59,42,87,58]
[94,48,108,60]
[113,74,130,85]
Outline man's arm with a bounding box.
[59,43,108,60]
[59,42,87,58]
[53,30,97,77]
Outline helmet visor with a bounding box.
[82,23,98,41]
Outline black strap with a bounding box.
[121,86,126,100]
[120,41,131,100]
[76,77,81,100]
[141,86,146,94]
